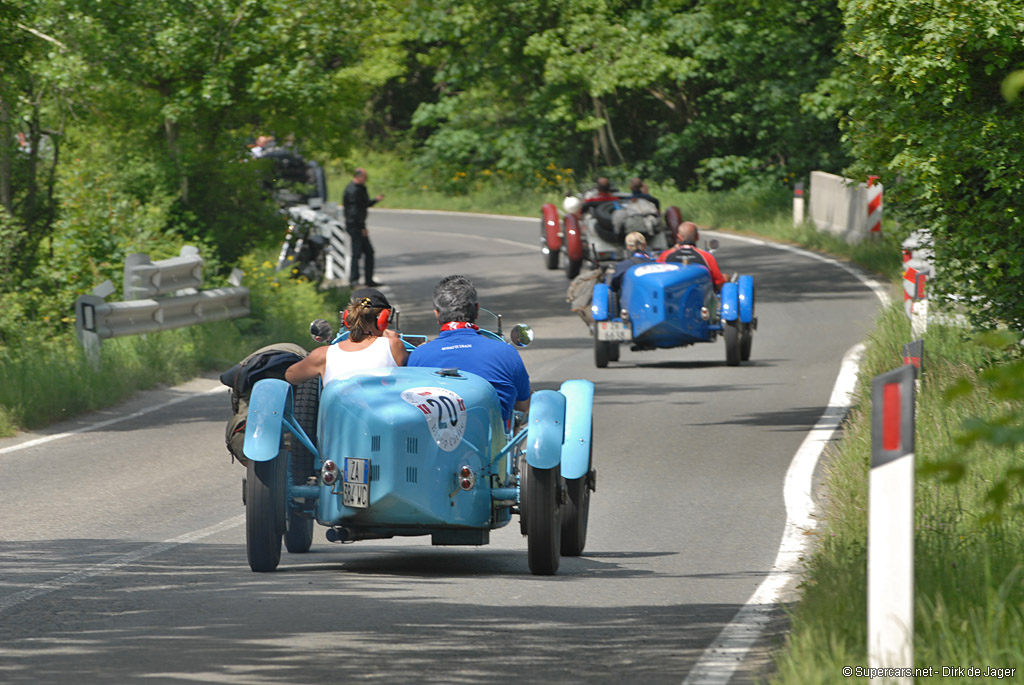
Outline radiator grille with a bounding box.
[406,466,418,483]
[371,435,381,452]
[406,437,418,453]
[370,464,380,482]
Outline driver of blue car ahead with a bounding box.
[408,275,531,427]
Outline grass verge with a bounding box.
[769,306,1024,683]
[0,248,348,436]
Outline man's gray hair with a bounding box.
[433,275,478,324]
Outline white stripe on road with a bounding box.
[682,343,865,684]
[0,385,226,457]
[0,515,245,615]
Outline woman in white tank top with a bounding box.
[285,288,409,386]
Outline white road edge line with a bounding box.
[682,343,866,685]
[0,386,227,457]
[681,232,890,684]
[0,515,245,615]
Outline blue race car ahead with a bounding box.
[590,255,756,368]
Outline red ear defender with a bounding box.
[342,309,350,329]
[376,308,391,331]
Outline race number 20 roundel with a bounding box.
[400,387,468,452]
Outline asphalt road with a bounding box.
[0,209,885,684]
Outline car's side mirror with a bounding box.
[310,318,333,344]
[708,238,720,251]
[510,323,534,347]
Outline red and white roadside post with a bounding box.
[902,339,924,377]
[869,364,916,683]
[793,181,805,226]
[867,175,883,237]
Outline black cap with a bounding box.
[349,287,390,309]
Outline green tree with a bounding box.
[401,0,845,189]
[823,0,1024,327]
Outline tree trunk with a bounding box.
[165,117,188,204]
[0,96,11,213]
[592,95,612,168]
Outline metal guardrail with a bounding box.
[124,245,204,300]
[73,246,250,364]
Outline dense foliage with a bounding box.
[401,0,847,191]
[0,0,1022,347]
[820,0,1024,327]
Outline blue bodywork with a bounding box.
[243,347,595,544]
[591,260,756,356]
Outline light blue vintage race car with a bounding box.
[240,312,596,576]
[590,255,756,368]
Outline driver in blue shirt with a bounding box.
[408,275,531,426]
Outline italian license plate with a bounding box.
[343,458,369,508]
[597,321,631,341]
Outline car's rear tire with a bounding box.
[284,378,318,554]
[246,454,286,572]
[609,342,620,362]
[525,462,561,575]
[594,329,611,368]
[739,323,753,362]
[518,455,529,536]
[725,320,740,366]
[665,206,683,243]
[561,426,592,557]
[541,204,561,270]
[564,214,583,279]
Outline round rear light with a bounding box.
[460,478,473,490]
[322,460,338,485]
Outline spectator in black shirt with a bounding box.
[343,168,385,287]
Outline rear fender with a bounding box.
[738,275,755,324]
[525,390,566,470]
[564,214,584,262]
[559,380,594,480]
[243,378,292,462]
[720,281,739,322]
[541,203,562,251]
[591,283,610,321]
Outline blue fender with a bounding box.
[720,281,739,322]
[591,283,610,322]
[738,275,755,324]
[525,389,566,469]
[243,378,292,462]
[559,380,594,480]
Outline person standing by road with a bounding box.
[343,168,384,287]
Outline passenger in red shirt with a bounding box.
[656,222,727,292]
